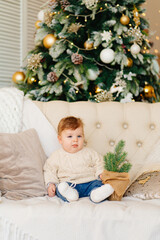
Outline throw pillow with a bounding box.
[124,171,160,200]
[0,128,47,200]
[22,99,60,157]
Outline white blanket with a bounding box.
[0,196,160,240]
[0,87,24,133]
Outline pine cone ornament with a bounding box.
[71,53,83,65]
[47,72,58,82]
[60,0,70,10]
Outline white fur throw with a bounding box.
[0,87,24,133]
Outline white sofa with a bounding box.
[1,99,160,240]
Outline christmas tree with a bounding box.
[13,0,160,102]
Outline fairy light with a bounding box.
[154,49,159,54]
[95,87,102,93]
[156,36,160,40]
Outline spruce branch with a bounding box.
[104,140,132,173]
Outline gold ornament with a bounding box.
[124,27,144,45]
[35,20,42,29]
[68,23,84,34]
[44,10,53,26]
[126,58,133,67]
[133,7,140,27]
[43,34,57,48]
[84,39,94,49]
[12,71,25,84]
[94,90,115,102]
[120,15,130,25]
[27,53,43,72]
[144,84,155,98]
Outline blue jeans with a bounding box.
[56,180,103,202]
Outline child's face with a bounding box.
[58,127,84,153]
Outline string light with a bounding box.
[62,7,108,21]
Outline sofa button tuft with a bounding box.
[137,141,142,147]
[96,122,101,129]
[109,140,115,146]
[123,123,128,129]
[150,124,155,130]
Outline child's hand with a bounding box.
[47,183,56,197]
[99,174,102,180]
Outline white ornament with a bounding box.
[101,31,112,43]
[86,69,99,80]
[124,72,136,81]
[82,0,98,9]
[120,93,133,103]
[100,48,115,64]
[37,10,45,22]
[130,43,141,55]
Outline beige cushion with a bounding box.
[124,171,160,200]
[0,129,47,200]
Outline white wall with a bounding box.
[143,0,160,55]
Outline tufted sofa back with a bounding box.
[35,101,160,182]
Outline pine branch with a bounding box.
[104,140,132,173]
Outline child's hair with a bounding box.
[58,116,84,136]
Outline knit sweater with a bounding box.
[43,147,104,185]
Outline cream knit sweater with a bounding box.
[43,147,104,185]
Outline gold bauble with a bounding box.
[35,20,42,29]
[84,40,94,50]
[120,15,130,25]
[144,85,155,98]
[12,71,25,84]
[126,58,133,67]
[27,77,37,84]
[43,34,57,49]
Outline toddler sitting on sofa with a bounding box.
[43,116,114,203]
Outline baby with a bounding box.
[43,116,114,203]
